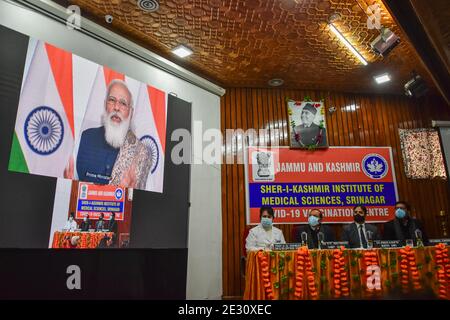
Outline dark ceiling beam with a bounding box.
[383,0,450,105]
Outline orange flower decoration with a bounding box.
[434,243,450,300]
[332,247,349,298]
[363,250,381,295]
[399,246,422,293]
[295,246,318,300]
[257,251,274,300]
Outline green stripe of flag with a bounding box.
[8,131,29,173]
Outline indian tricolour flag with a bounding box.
[8,40,74,177]
[132,83,167,193]
[73,63,166,193]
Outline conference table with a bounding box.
[244,244,450,300]
[52,231,114,249]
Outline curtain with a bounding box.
[399,128,447,179]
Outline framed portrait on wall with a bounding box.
[287,100,329,149]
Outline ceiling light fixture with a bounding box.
[374,73,391,84]
[172,45,193,58]
[268,78,284,87]
[329,23,368,66]
[137,0,159,12]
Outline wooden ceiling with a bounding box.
[57,0,435,94]
[410,0,450,76]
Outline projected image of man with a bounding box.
[64,80,151,189]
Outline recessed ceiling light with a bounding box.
[329,23,368,66]
[172,45,193,58]
[374,73,391,84]
[268,78,284,86]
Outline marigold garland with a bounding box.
[363,250,381,294]
[332,246,349,298]
[434,243,450,300]
[294,246,318,300]
[257,251,274,300]
[399,246,421,293]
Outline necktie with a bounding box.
[359,225,367,248]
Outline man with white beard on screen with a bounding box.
[64,79,151,189]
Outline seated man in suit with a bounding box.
[293,209,335,249]
[342,205,380,248]
[108,213,118,234]
[246,206,286,252]
[95,213,106,231]
[80,214,91,232]
[384,201,428,245]
[64,79,152,189]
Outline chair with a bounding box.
[291,225,301,243]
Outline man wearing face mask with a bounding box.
[246,206,286,252]
[63,212,78,232]
[95,213,106,231]
[108,213,118,234]
[342,205,380,248]
[383,201,428,245]
[80,214,91,232]
[293,209,335,249]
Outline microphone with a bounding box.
[318,232,324,249]
[366,230,373,241]
[301,232,308,247]
[414,229,422,240]
[415,229,424,247]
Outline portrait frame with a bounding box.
[287,99,329,149]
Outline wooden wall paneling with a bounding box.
[220,94,228,296]
[329,93,340,146]
[225,91,235,296]
[221,88,450,298]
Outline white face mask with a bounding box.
[69,217,73,221]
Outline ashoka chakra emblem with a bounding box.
[140,135,159,174]
[24,106,64,155]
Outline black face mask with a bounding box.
[354,214,365,224]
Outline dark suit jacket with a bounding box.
[342,222,380,248]
[80,220,91,231]
[291,123,327,147]
[293,224,335,249]
[108,220,117,234]
[383,217,428,245]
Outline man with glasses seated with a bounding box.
[64,79,152,189]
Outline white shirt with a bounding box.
[246,224,286,252]
[356,223,368,248]
[64,219,78,232]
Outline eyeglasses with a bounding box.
[106,96,130,110]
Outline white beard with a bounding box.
[102,110,131,149]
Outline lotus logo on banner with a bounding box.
[115,188,123,200]
[362,154,388,179]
